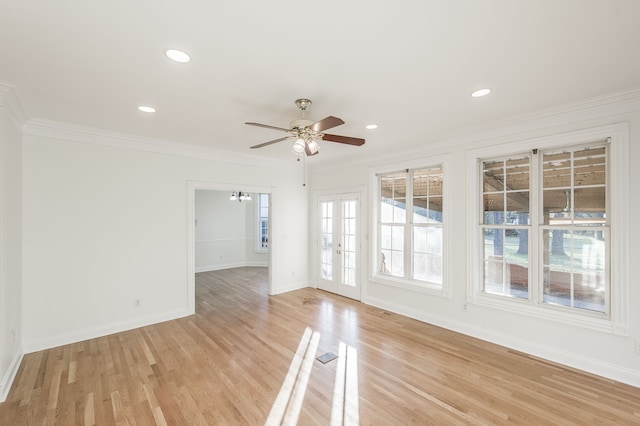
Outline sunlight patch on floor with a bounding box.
[265,327,320,426]
[331,342,359,426]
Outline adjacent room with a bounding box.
[1,1,639,423]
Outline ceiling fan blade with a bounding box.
[308,116,345,132]
[322,133,365,146]
[245,122,290,132]
[250,136,290,149]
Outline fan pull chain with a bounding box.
[302,153,307,187]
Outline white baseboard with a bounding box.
[272,280,311,295]
[0,348,24,402]
[23,308,191,354]
[195,261,268,273]
[363,295,640,389]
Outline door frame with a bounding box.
[312,186,367,301]
[187,181,274,315]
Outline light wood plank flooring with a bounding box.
[1,267,639,425]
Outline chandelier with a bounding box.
[230,191,251,202]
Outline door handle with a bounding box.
[337,250,342,254]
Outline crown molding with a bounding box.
[22,118,299,172]
[0,81,28,129]
[314,87,640,172]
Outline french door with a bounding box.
[317,193,361,300]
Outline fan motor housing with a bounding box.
[289,118,314,129]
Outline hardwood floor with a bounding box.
[1,267,639,425]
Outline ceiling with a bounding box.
[1,1,640,166]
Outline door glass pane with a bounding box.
[342,200,357,287]
[321,201,333,280]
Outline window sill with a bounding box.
[471,292,622,335]
[371,274,449,297]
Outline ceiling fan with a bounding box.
[245,98,365,158]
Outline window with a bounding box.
[469,124,628,334]
[481,155,531,300]
[257,193,269,250]
[480,143,608,313]
[376,163,445,290]
[541,145,607,312]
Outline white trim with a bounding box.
[270,280,312,295]
[369,155,451,298]
[22,118,298,171]
[23,308,189,354]
[363,294,640,388]
[310,87,640,172]
[370,275,451,297]
[0,81,28,129]
[466,123,629,335]
[0,349,23,403]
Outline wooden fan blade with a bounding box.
[308,116,345,132]
[250,136,289,149]
[245,122,290,132]
[322,133,365,146]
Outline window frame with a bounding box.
[467,123,629,335]
[371,156,450,297]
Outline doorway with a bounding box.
[187,182,273,315]
[316,192,362,300]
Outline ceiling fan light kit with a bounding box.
[246,98,365,160]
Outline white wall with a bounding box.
[308,90,640,387]
[0,85,24,402]
[195,190,268,271]
[21,122,309,353]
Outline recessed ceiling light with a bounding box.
[365,124,378,130]
[138,106,156,113]
[471,88,491,97]
[165,49,191,63]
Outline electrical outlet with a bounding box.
[463,303,468,312]
[635,340,640,355]
[10,329,15,344]
[134,298,142,309]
